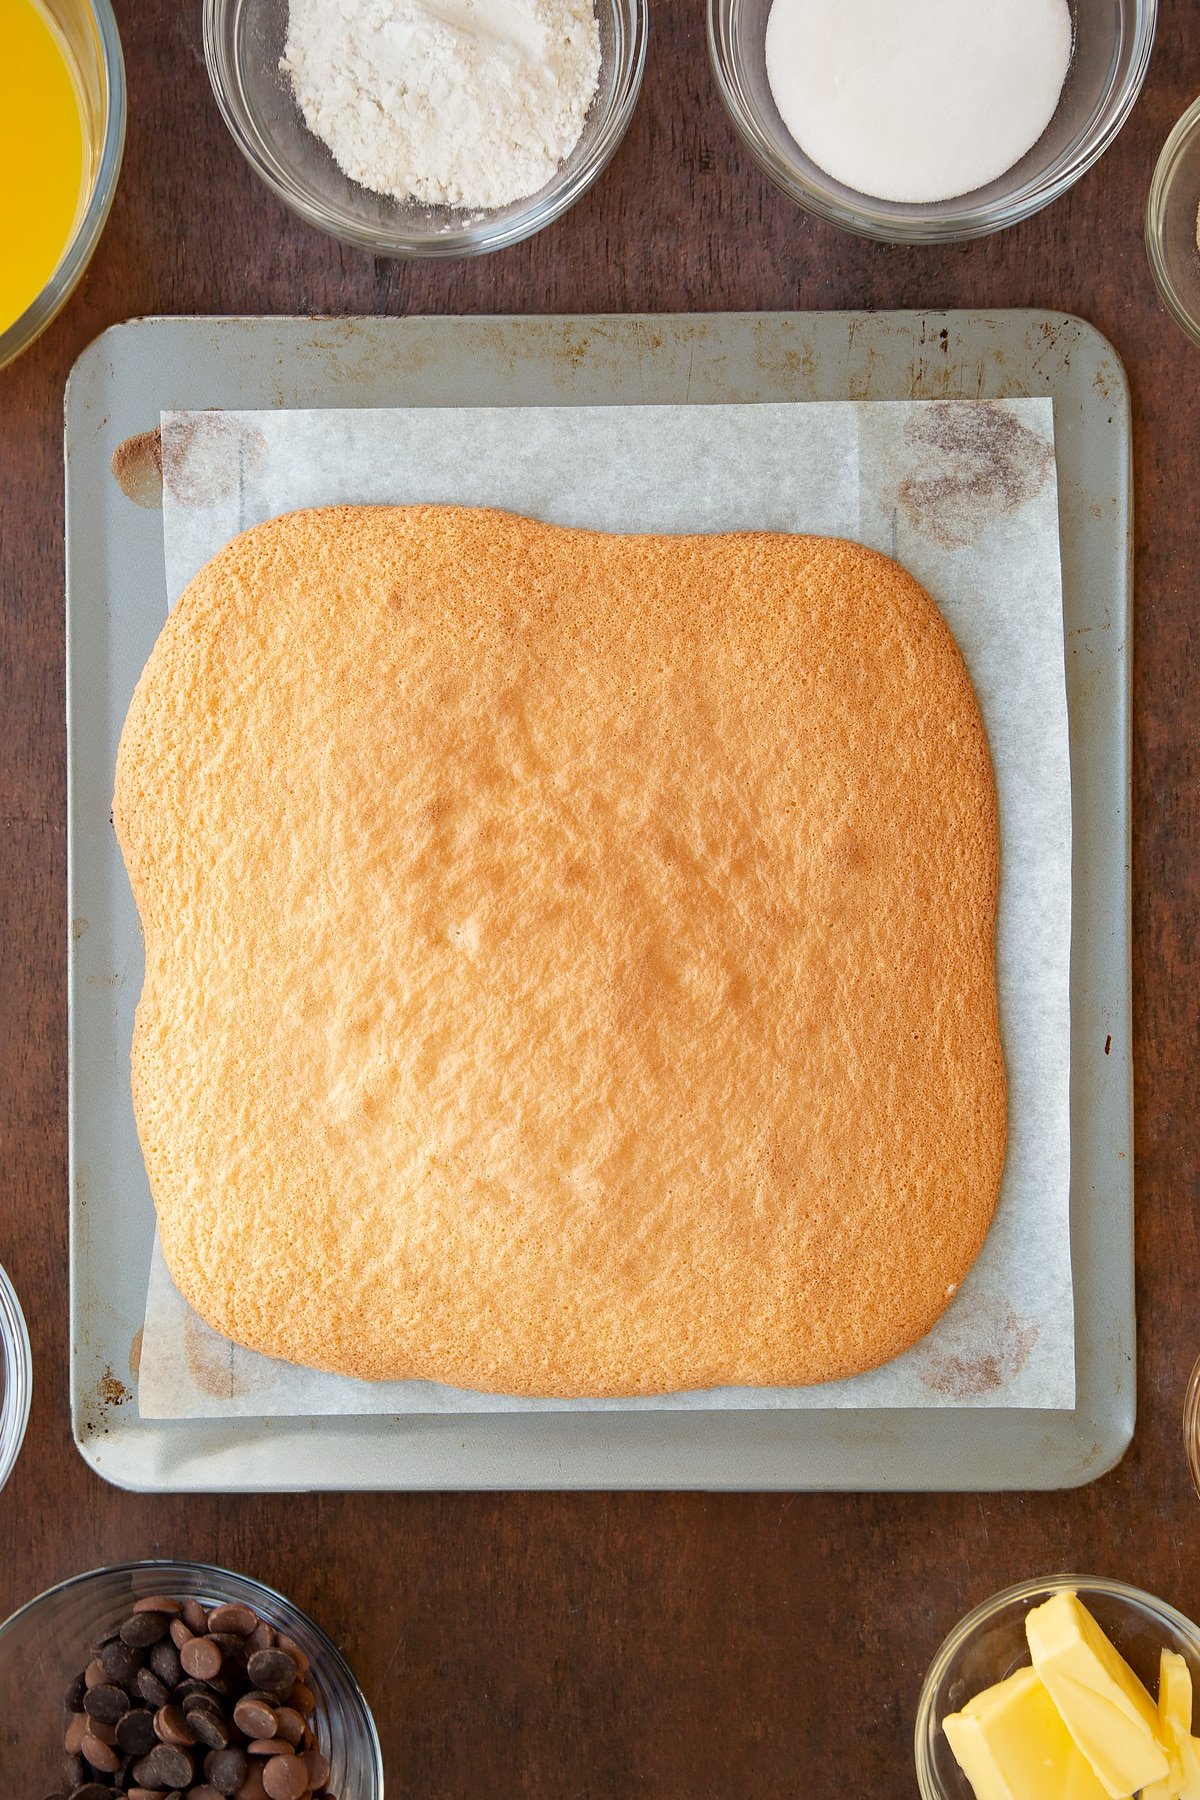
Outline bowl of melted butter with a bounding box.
[0,0,125,370]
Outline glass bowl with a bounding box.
[915,1574,1200,1798]
[1146,94,1200,347]
[707,0,1157,243]
[0,1560,383,1797]
[203,0,648,258]
[0,0,125,371]
[0,1262,31,1491]
[1184,1350,1200,1494]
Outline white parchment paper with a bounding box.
[137,399,1073,1417]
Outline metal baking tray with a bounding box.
[65,311,1133,1491]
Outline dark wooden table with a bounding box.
[2,2,1198,1792]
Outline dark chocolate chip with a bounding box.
[116,1708,160,1756]
[82,1684,130,1726]
[136,1666,172,1709]
[61,1750,87,1789]
[149,1638,183,1687]
[120,1610,171,1648]
[185,1705,230,1750]
[100,1637,144,1685]
[173,1677,215,1705]
[184,1688,222,1713]
[64,1672,87,1712]
[132,1741,194,1788]
[205,1746,249,1795]
[245,1650,296,1696]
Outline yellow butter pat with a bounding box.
[1160,1650,1194,1740]
[1143,1650,1200,1800]
[1025,1591,1170,1797]
[942,1666,1111,1800]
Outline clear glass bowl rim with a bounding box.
[201,0,649,258]
[0,0,127,370]
[1145,91,1200,348]
[0,1261,32,1490]
[705,0,1159,244]
[1183,1349,1200,1493]
[0,1558,385,1791]
[913,1572,1200,1798]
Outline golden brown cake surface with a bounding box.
[114,505,1006,1395]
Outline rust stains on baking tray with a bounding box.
[79,1362,134,1439]
[904,314,1018,402]
[896,400,1055,550]
[98,1364,130,1406]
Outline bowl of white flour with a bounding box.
[204,0,647,255]
[707,0,1156,242]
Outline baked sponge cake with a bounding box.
[114,505,1006,1396]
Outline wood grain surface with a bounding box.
[1,1,1198,1793]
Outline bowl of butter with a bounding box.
[915,1576,1200,1799]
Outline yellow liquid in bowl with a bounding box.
[0,0,87,337]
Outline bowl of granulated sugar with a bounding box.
[204,0,647,256]
[708,0,1156,243]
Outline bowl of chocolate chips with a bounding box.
[2,1560,382,1800]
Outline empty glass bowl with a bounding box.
[915,1574,1200,1799]
[1146,94,1200,347]
[203,0,648,257]
[0,1560,383,1796]
[0,1261,31,1491]
[706,0,1157,242]
[0,0,125,371]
